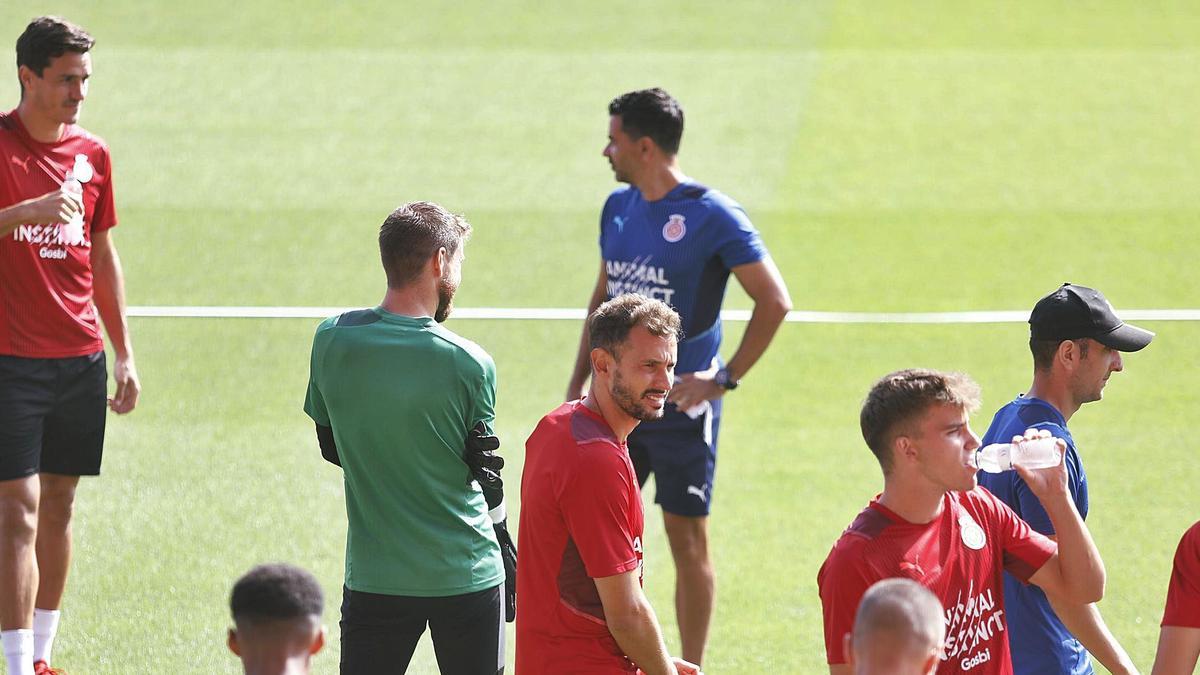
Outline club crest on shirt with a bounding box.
[662,214,686,243]
[72,154,94,183]
[959,512,987,550]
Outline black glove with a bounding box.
[494,518,517,622]
[465,421,504,490]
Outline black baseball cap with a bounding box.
[1029,283,1154,352]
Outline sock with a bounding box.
[33,608,61,665]
[1,628,35,675]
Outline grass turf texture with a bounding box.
[1,1,1197,672]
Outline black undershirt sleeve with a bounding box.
[315,423,340,467]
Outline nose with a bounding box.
[654,365,673,392]
[1112,352,1123,372]
[964,426,981,453]
[602,143,613,158]
[72,80,87,101]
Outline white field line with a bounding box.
[126,306,1200,323]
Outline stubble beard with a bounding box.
[611,369,664,422]
[434,275,457,323]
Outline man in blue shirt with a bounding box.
[979,283,1153,675]
[566,88,792,666]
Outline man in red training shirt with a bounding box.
[1151,520,1200,675]
[818,369,1106,675]
[0,16,139,675]
[517,294,699,675]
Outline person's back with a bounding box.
[304,201,507,674]
[228,564,325,675]
[309,309,500,595]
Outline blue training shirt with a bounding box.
[978,395,1093,675]
[599,180,766,375]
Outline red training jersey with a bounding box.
[818,488,1057,675]
[1162,520,1200,628]
[0,109,117,357]
[516,400,645,674]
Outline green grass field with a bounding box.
[2,1,1198,672]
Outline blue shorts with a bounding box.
[628,398,720,517]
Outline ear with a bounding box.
[636,135,657,159]
[894,433,918,464]
[589,347,613,378]
[17,65,35,92]
[431,246,449,277]
[310,625,327,655]
[227,628,241,656]
[1055,339,1081,370]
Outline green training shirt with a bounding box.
[304,307,503,596]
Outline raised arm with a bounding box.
[1020,436,1105,604]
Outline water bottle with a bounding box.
[61,171,85,244]
[975,437,1061,473]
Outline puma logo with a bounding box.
[686,483,708,502]
[11,155,32,173]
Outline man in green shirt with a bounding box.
[304,201,505,674]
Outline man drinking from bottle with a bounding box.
[978,283,1153,675]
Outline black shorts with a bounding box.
[0,352,107,481]
[340,583,505,675]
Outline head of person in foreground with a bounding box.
[845,578,945,675]
[860,368,983,492]
[228,563,326,675]
[587,294,681,432]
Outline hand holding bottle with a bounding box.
[1009,429,1070,499]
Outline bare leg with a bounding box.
[33,474,78,611]
[0,476,40,629]
[663,512,715,666]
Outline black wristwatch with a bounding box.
[714,367,739,391]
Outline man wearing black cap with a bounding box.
[978,283,1154,675]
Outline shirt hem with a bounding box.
[346,572,504,598]
[0,344,104,359]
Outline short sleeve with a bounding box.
[90,146,117,233]
[599,191,619,250]
[817,547,872,664]
[987,493,1057,582]
[303,323,331,426]
[470,352,498,434]
[1010,424,1082,536]
[1163,521,1200,628]
[710,197,766,270]
[560,444,640,579]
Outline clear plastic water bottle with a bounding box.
[61,171,85,244]
[975,437,1061,473]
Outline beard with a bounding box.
[610,369,666,421]
[434,274,457,323]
